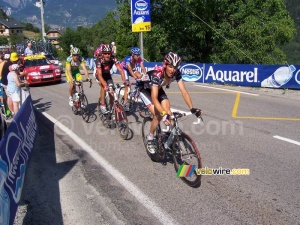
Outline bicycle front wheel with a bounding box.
[80,94,90,122]
[117,86,126,105]
[114,102,129,140]
[172,132,202,188]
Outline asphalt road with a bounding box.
[14,74,300,224]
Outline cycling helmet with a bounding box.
[70,46,80,55]
[164,52,182,67]
[131,47,141,55]
[94,44,103,56]
[100,44,112,53]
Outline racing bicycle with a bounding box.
[98,84,129,140]
[141,111,203,188]
[117,82,141,112]
[71,79,92,122]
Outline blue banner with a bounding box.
[85,58,300,89]
[0,95,38,225]
[131,0,151,32]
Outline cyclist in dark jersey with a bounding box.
[139,52,202,154]
[95,44,126,114]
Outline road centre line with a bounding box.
[273,135,300,146]
[194,84,259,96]
[38,110,179,225]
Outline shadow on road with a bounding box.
[18,112,77,225]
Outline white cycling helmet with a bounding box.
[164,52,182,67]
[70,46,81,55]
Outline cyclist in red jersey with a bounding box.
[139,52,202,154]
[95,44,126,114]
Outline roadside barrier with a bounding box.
[0,95,38,225]
[85,58,300,89]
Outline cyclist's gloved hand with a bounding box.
[86,78,91,82]
[190,108,202,118]
[123,81,130,86]
[161,111,171,126]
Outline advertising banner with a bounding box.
[0,95,38,225]
[131,0,151,32]
[85,58,300,89]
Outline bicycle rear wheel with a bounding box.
[114,102,129,140]
[80,94,90,122]
[172,133,202,188]
[141,117,164,162]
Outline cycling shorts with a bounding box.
[139,88,168,108]
[66,72,82,82]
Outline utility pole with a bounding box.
[35,0,46,42]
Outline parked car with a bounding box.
[20,54,62,85]
[43,53,64,73]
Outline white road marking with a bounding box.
[195,84,259,96]
[38,110,179,225]
[273,135,300,146]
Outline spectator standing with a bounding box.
[24,42,34,56]
[0,54,9,80]
[111,42,117,57]
[6,64,28,116]
[1,53,27,117]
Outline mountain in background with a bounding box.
[1,0,117,29]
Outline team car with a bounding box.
[20,54,62,85]
[42,52,64,73]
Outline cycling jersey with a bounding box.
[144,65,182,89]
[139,65,182,108]
[95,55,119,82]
[65,55,85,77]
[121,55,143,71]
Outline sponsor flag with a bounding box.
[131,0,151,32]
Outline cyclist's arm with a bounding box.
[65,63,73,82]
[126,63,138,79]
[140,61,147,75]
[97,69,107,87]
[116,63,126,83]
[81,62,89,79]
[151,85,164,115]
[177,80,193,109]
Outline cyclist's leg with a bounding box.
[140,88,160,153]
[106,78,114,106]
[159,89,171,115]
[123,69,130,102]
[133,70,143,80]
[66,72,75,106]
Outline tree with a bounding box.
[0,36,8,45]
[9,34,25,46]
[117,0,295,64]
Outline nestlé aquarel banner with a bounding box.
[85,58,300,89]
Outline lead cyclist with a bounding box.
[65,46,90,107]
[139,52,202,154]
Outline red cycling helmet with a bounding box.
[164,52,182,67]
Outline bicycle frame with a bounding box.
[73,81,84,108]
